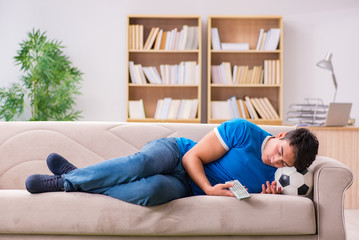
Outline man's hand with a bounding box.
[261,181,282,194]
[205,183,235,197]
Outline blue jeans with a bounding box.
[62,138,193,206]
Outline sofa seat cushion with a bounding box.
[0,190,316,236]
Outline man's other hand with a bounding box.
[261,181,282,194]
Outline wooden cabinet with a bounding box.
[127,15,202,123]
[207,16,283,125]
[306,126,359,209]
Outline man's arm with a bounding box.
[182,130,234,197]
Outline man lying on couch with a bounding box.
[25,118,319,206]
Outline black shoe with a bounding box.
[47,153,77,175]
[25,174,64,194]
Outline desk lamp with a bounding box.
[316,52,338,102]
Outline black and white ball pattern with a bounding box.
[275,167,313,196]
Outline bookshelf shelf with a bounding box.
[209,119,282,125]
[211,84,281,88]
[127,118,201,123]
[129,84,199,87]
[127,15,202,122]
[129,50,199,53]
[211,50,280,54]
[208,15,283,124]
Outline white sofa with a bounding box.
[0,121,353,240]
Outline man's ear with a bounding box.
[276,132,287,138]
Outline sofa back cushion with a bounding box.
[0,121,295,189]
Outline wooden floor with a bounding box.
[345,209,359,240]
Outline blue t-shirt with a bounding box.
[176,118,276,195]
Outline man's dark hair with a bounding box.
[281,128,319,171]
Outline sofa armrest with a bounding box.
[310,156,354,240]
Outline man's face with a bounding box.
[262,134,295,168]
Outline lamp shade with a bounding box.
[316,53,333,71]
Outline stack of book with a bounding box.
[129,24,199,50]
[154,98,198,120]
[211,28,221,50]
[159,62,199,85]
[211,96,279,120]
[129,61,199,85]
[129,24,144,50]
[211,28,249,51]
[211,60,280,85]
[211,27,280,51]
[263,60,280,84]
[128,98,199,120]
[287,99,328,125]
[255,28,281,50]
[128,99,146,119]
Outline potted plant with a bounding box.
[0,29,82,121]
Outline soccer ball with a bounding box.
[275,167,313,196]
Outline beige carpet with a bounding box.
[345,209,359,240]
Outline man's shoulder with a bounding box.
[221,118,261,131]
[221,118,252,127]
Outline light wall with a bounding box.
[1,0,359,124]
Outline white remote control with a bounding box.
[226,180,250,200]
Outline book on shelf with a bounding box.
[129,24,144,50]
[244,96,259,119]
[185,26,199,50]
[211,96,280,120]
[227,96,240,118]
[177,99,198,119]
[128,61,147,84]
[263,97,280,119]
[160,61,198,85]
[212,27,280,51]
[211,59,279,85]
[264,28,281,50]
[250,98,267,119]
[255,28,281,51]
[154,98,198,120]
[128,99,146,119]
[211,27,221,50]
[239,99,250,119]
[128,61,137,84]
[158,98,172,119]
[212,62,272,85]
[153,29,163,50]
[221,43,249,50]
[139,25,198,50]
[167,99,181,119]
[159,31,167,49]
[211,62,232,85]
[164,29,174,50]
[211,101,231,119]
[129,61,199,85]
[255,29,265,50]
[263,60,280,84]
[143,27,160,50]
[142,66,162,84]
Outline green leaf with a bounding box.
[1,29,82,121]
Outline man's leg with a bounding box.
[63,138,182,192]
[88,174,192,206]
